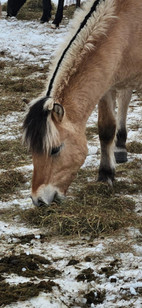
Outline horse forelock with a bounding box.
[23,97,60,154]
[44,0,116,105]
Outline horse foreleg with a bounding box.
[52,0,64,27]
[76,0,80,7]
[40,0,52,23]
[98,91,116,185]
[7,0,26,17]
[115,89,132,163]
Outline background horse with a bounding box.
[23,0,142,206]
[7,0,81,27]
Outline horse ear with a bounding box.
[52,103,64,122]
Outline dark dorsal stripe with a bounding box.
[46,0,102,97]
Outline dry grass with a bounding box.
[19,193,140,237]
[1,157,141,237]
[116,158,142,177]
[86,126,98,140]
[63,4,77,19]
[127,141,142,153]
[7,64,49,78]
[17,4,76,24]
[0,61,5,69]
[0,94,25,115]
[0,170,27,201]
[0,63,47,115]
[1,77,43,94]
[0,139,32,169]
[17,0,56,21]
[17,165,142,238]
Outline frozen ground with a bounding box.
[0,5,142,308]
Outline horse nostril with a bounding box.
[37,198,46,207]
[30,196,46,206]
[53,192,62,204]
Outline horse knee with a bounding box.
[98,121,116,144]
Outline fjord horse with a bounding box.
[24,0,142,206]
[7,0,80,27]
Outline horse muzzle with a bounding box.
[31,184,64,206]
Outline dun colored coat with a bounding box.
[23,0,142,206]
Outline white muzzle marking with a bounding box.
[32,184,64,206]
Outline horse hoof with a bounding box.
[40,20,48,24]
[51,23,58,29]
[98,167,115,185]
[40,17,50,23]
[97,177,113,186]
[114,149,127,163]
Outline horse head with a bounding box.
[23,97,88,206]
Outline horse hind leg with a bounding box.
[115,89,132,163]
[98,91,116,185]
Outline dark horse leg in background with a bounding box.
[52,0,64,27]
[41,0,64,27]
[7,0,52,21]
[7,0,63,26]
[7,0,52,22]
[76,0,80,7]
[7,0,26,17]
[114,89,132,163]
[40,0,52,23]
[7,0,80,27]
[50,0,80,28]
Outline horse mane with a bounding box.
[23,0,116,154]
[45,0,116,104]
[23,97,60,154]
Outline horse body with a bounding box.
[7,0,80,27]
[23,0,142,206]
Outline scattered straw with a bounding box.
[0,139,31,169]
[0,170,26,200]
[127,141,142,154]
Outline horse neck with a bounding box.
[53,2,134,128]
[58,17,131,128]
[59,53,118,127]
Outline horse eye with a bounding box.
[50,145,61,156]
